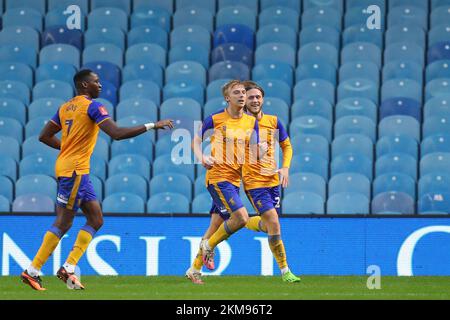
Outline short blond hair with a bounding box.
[222,80,244,98]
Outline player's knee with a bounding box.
[58,221,73,234]
[235,214,249,228]
[92,217,104,230]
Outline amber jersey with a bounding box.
[200,108,259,187]
[50,95,110,177]
[242,113,293,190]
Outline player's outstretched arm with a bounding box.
[99,118,174,140]
[39,120,62,150]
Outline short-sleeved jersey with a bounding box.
[243,113,292,190]
[200,108,259,187]
[50,95,110,177]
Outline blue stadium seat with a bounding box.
[342,26,383,49]
[255,43,296,68]
[0,26,40,51]
[152,154,195,181]
[426,60,450,84]
[166,61,206,86]
[108,154,151,182]
[169,44,210,69]
[92,136,109,162]
[12,194,54,213]
[373,173,416,199]
[341,42,382,68]
[376,153,418,180]
[155,134,177,158]
[19,154,56,177]
[425,78,450,101]
[329,173,371,199]
[122,62,163,88]
[44,7,88,32]
[203,98,227,118]
[302,7,342,31]
[2,8,43,32]
[334,116,376,142]
[371,191,415,214]
[429,25,450,48]
[424,95,450,118]
[427,42,450,64]
[0,45,36,69]
[327,192,370,214]
[0,195,10,212]
[380,98,421,122]
[257,79,292,105]
[384,43,425,66]
[339,61,379,85]
[0,80,30,105]
[379,115,421,142]
[147,192,190,213]
[40,44,80,68]
[298,42,339,68]
[6,0,46,14]
[290,134,329,161]
[105,174,148,202]
[263,98,290,125]
[88,7,128,32]
[91,0,131,13]
[256,24,296,50]
[337,78,377,107]
[294,79,335,105]
[418,193,450,214]
[0,117,23,143]
[98,80,117,106]
[296,61,336,86]
[150,173,192,200]
[208,61,250,82]
[259,6,300,30]
[376,135,418,159]
[385,25,425,48]
[344,6,386,30]
[192,193,213,214]
[15,174,57,199]
[163,81,204,104]
[102,193,145,213]
[214,24,254,50]
[282,192,324,214]
[216,6,256,31]
[84,27,125,51]
[252,62,294,87]
[389,0,428,10]
[128,26,168,50]
[0,175,13,203]
[420,152,450,177]
[90,155,107,181]
[382,61,423,85]
[116,98,157,121]
[83,44,123,68]
[25,117,50,140]
[218,0,257,11]
[22,136,59,158]
[431,5,450,28]
[285,172,326,201]
[116,116,155,143]
[304,0,343,13]
[381,79,422,103]
[291,98,332,122]
[290,153,329,181]
[173,8,213,32]
[289,116,332,142]
[173,25,210,51]
[134,0,173,13]
[126,43,166,68]
[300,25,340,50]
[421,134,450,156]
[33,80,73,101]
[0,98,26,125]
[206,79,231,100]
[0,135,20,162]
[331,153,373,181]
[36,63,76,85]
[120,80,160,105]
[0,156,17,182]
[335,98,377,122]
[332,134,373,160]
[419,172,450,200]
[388,6,427,30]
[131,6,171,32]
[82,61,121,89]
[160,98,201,120]
[42,26,83,50]
[211,43,254,67]
[111,135,153,162]
[176,0,216,13]
[194,174,206,196]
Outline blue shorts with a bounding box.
[245,186,281,215]
[207,181,244,220]
[56,172,97,211]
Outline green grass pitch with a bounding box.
[1,276,450,300]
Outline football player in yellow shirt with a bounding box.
[20,69,173,291]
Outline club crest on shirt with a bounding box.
[99,106,108,116]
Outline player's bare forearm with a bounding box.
[99,118,174,140]
[40,136,61,150]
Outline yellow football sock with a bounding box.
[66,229,93,266]
[31,231,61,270]
[245,216,265,232]
[192,248,204,270]
[269,235,288,271]
[207,222,232,249]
